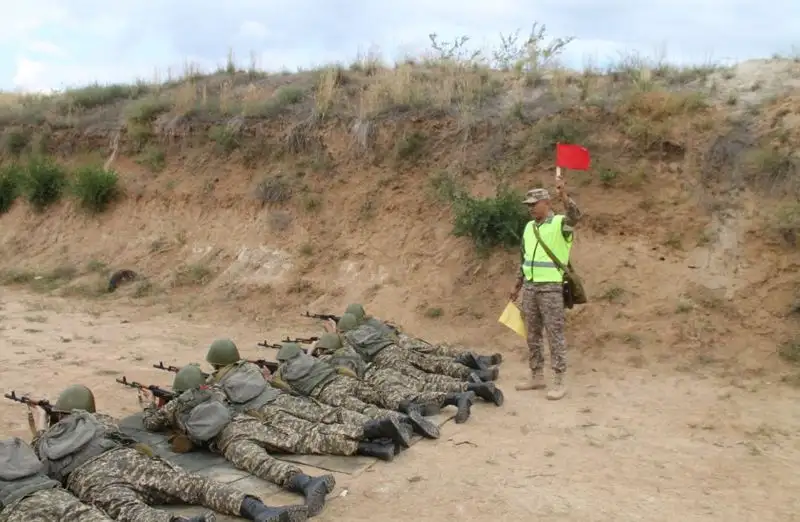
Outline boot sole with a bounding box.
[408,410,440,439]
[388,417,413,448]
[454,403,471,423]
[266,505,307,522]
[304,475,335,517]
[491,388,505,406]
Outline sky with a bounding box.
[1,0,797,93]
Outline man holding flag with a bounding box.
[509,143,588,400]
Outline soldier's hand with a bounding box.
[137,389,154,407]
[555,177,566,198]
[28,405,49,431]
[260,367,272,380]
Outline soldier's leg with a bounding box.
[221,439,334,517]
[268,394,353,425]
[2,488,115,522]
[67,449,303,522]
[517,282,546,390]
[405,369,504,407]
[539,289,568,400]
[315,379,439,440]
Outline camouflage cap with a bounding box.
[523,188,550,205]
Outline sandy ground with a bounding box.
[1,289,799,522]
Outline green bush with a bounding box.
[24,157,67,211]
[71,166,120,213]
[0,164,23,214]
[451,184,530,251]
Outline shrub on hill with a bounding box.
[71,166,121,213]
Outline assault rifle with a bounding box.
[152,362,210,379]
[115,377,175,401]
[153,358,280,375]
[3,391,62,414]
[303,312,340,323]
[257,340,309,355]
[283,336,319,344]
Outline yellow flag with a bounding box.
[498,301,526,338]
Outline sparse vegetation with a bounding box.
[778,338,800,364]
[450,184,530,252]
[71,166,121,213]
[0,164,23,214]
[23,157,67,211]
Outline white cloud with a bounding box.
[4,0,800,92]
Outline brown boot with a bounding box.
[546,372,566,400]
[515,371,545,391]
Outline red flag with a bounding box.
[556,143,591,170]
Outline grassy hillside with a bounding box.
[0,30,798,381]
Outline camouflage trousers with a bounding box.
[397,335,464,359]
[311,378,408,425]
[66,448,247,522]
[521,282,567,374]
[362,365,449,410]
[262,393,370,427]
[0,488,114,522]
[373,345,473,385]
[233,410,363,457]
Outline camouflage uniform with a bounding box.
[143,386,363,461]
[31,412,249,522]
[395,334,465,358]
[0,487,114,522]
[0,437,113,522]
[273,354,404,424]
[208,361,369,427]
[517,194,582,377]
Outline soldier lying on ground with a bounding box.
[26,384,306,522]
[204,339,381,427]
[335,313,498,385]
[313,333,504,417]
[0,437,115,522]
[270,344,441,439]
[343,303,503,368]
[139,365,406,517]
[202,339,415,450]
[283,340,475,423]
[311,336,474,423]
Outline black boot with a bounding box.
[287,473,336,517]
[453,352,485,370]
[357,440,396,461]
[470,367,499,383]
[362,417,412,448]
[442,391,474,423]
[466,381,505,406]
[476,353,503,366]
[420,402,442,416]
[239,496,307,522]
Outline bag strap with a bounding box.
[531,219,571,276]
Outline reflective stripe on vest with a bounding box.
[521,215,572,283]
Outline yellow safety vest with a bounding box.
[521,215,573,283]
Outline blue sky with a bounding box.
[1,0,797,92]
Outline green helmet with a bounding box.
[55,385,96,413]
[173,364,206,393]
[276,342,303,362]
[337,313,358,333]
[206,338,240,366]
[344,304,366,322]
[315,333,342,352]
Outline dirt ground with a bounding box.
[2,288,798,522]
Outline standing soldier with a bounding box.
[509,179,583,400]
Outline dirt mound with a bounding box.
[0,54,798,382]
